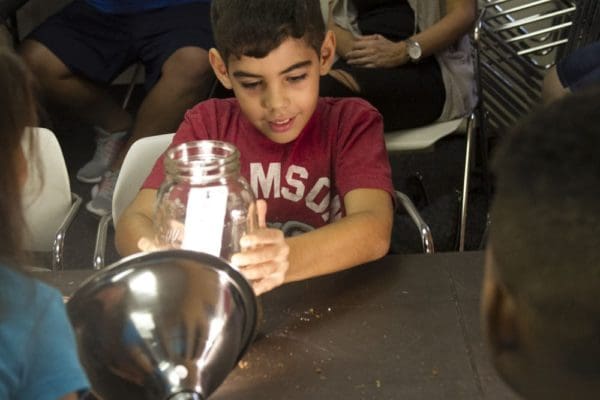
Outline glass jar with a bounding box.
[154,140,257,262]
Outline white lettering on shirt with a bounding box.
[281,165,307,202]
[306,177,330,213]
[251,162,281,198]
[250,162,337,224]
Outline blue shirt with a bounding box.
[85,0,211,14]
[0,267,89,400]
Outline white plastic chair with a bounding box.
[385,113,477,252]
[21,127,82,270]
[93,133,175,269]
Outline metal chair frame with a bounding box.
[477,0,576,135]
[93,133,174,269]
[22,127,82,270]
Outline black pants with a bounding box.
[320,56,445,131]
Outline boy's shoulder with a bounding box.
[318,96,381,118]
[317,97,382,126]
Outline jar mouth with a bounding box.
[165,140,240,181]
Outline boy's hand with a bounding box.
[231,200,290,296]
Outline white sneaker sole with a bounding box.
[85,200,110,217]
[77,174,103,184]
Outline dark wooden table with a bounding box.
[33,251,518,399]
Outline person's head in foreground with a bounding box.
[209,0,335,144]
[482,88,600,399]
[0,47,90,400]
[0,47,37,264]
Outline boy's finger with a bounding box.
[239,229,286,249]
[256,199,268,228]
[232,241,288,266]
[238,260,281,281]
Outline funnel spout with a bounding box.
[168,392,204,400]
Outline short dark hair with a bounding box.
[211,0,326,64]
[490,87,600,376]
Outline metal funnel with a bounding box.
[67,250,257,400]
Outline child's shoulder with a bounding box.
[318,96,381,117]
[317,97,382,125]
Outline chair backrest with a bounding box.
[112,133,175,224]
[21,127,72,252]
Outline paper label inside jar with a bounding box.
[182,186,228,257]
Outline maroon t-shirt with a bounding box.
[144,97,394,235]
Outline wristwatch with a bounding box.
[405,38,422,63]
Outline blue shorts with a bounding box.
[27,0,214,91]
[557,41,600,92]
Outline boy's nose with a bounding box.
[263,85,289,111]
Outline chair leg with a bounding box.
[51,193,83,271]
[93,214,113,270]
[459,112,476,252]
[395,191,435,254]
[121,63,142,110]
[479,212,491,250]
[477,108,492,200]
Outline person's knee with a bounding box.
[542,65,570,104]
[18,39,70,80]
[161,47,212,88]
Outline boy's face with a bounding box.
[209,32,335,144]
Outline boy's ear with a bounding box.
[209,48,233,90]
[482,247,520,356]
[319,30,337,75]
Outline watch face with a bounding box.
[408,41,422,60]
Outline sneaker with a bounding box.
[86,170,119,217]
[77,127,127,183]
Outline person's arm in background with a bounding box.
[343,0,477,68]
[406,0,477,59]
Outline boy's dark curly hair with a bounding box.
[211,0,326,64]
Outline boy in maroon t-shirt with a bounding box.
[116,0,394,295]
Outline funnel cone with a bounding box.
[68,250,257,400]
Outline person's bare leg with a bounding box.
[85,46,213,216]
[542,65,570,105]
[19,39,132,132]
[112,46,213,168]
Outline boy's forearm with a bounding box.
[114,189,157,256]
[283,208,392,284]
[115,212,155,256]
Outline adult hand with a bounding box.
[231,200,290,296]
[345,34,409,68]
